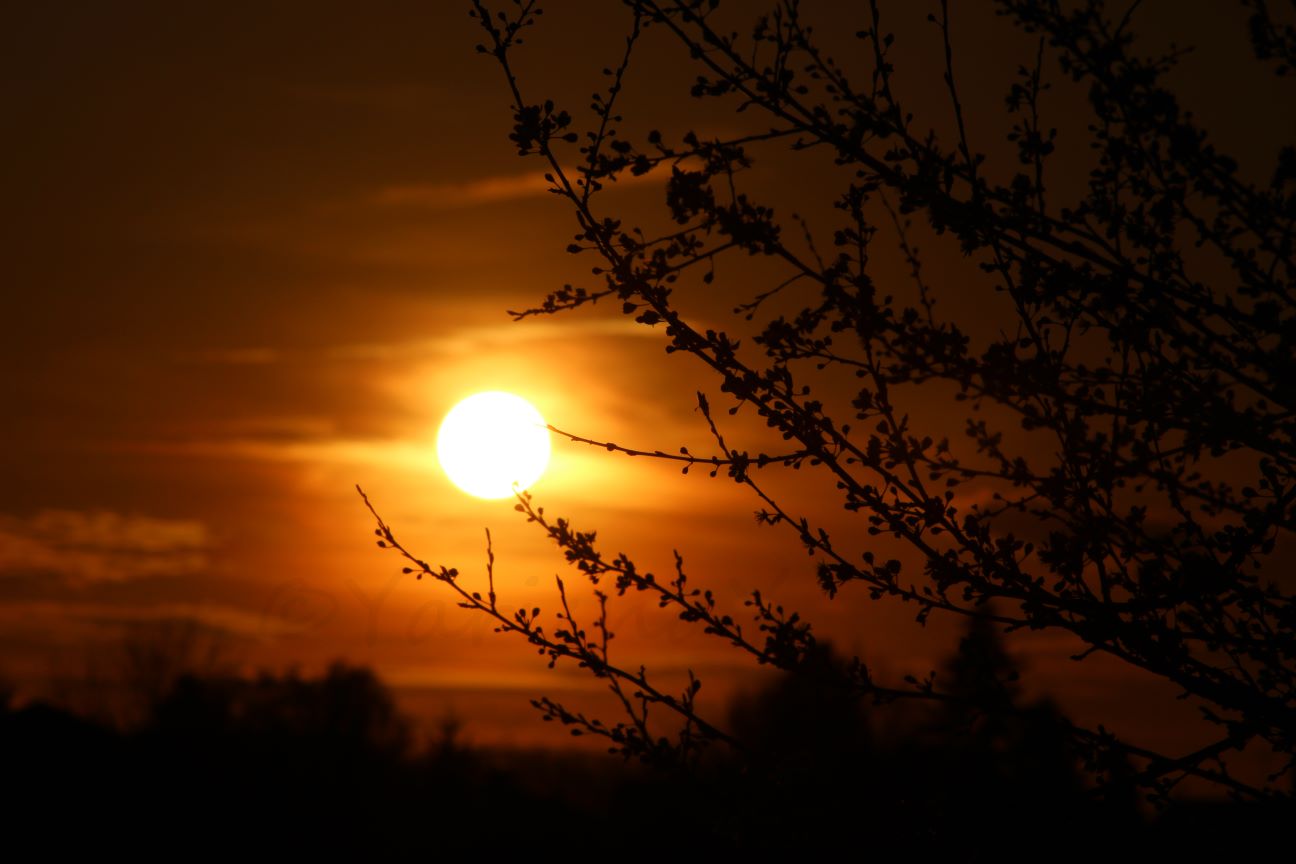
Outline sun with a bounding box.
[436,391,551,499]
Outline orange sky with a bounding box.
[3,0,1291,768]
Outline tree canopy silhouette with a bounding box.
[366,0,1296,801]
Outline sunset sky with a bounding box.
[4,0,1290,765]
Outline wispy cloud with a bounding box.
[186,317,662,367]
[158,437,436,471]
[68,601,302,639]
[328,317,660,361]
[189,347,280,366]
[382,664,604,693]
[371,162,672,211]
[0,600,303,640]
[374,170,553,209]
[0,510,210,584]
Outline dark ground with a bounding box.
[4,632,1289,860]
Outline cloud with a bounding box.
[374,170,553,209]
[159,437,436,471]
[327,317,660,362]
[67,601,303,639]
[189,347,280,366]
[183,317,662,368]
[381,664,603,693]
[0,510,210,585]
[371,162,673,211]
[0,600,304,641]
[200,415,341,441]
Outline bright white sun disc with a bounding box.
[436,391,551,499]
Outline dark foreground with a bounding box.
[3,656,1289,860]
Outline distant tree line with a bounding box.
[4,621,1289,855]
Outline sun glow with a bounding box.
[436,391,551,499]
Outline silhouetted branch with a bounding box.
[547,423,815,476]
[448,0,1296,799]
[357,484,732,762]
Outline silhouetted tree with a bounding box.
[366,0,1296,801]
[651,625,1131,854]
[117,619,231,728]
[4,663,568,855]
[717,642,874,848]
[922,614,1099,846]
